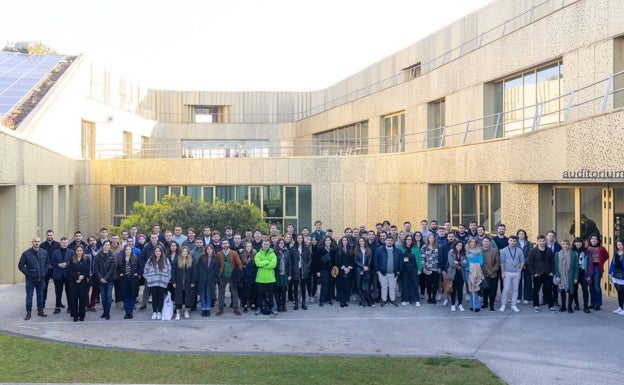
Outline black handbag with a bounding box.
[480,277,489,290]
[613,269,624,280]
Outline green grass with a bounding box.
[0,333,504,384]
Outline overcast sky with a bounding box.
[1,0,492,91]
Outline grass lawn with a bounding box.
[0,333,503,384]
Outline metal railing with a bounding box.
[94,70,624,160]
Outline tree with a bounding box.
[3,41,58,55]
[111,195,269,236]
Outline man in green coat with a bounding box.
[255,240,278,315]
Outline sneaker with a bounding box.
[512,305,520,312]
[156,312,162,320]
[415,301,421,307]
[401,301,408,306]
[534,306,540,313]
[381,301,386,307]
[390,301,399,307]
[523,300,529,304]
[151,312,157,320]
[499,305,506,312]
[255,308,261,315]
[309,298,314,303]
[175,312,180,321]
[435,293,442,300]
[549,307,556,314]
[443,299,449,306]
[613,307,623,314]
[451,305,456,312]
[184,310,190,319]
[515,299,521,304]
[617,308,624,315]
[458,304,465,312]
[271,308,278,315]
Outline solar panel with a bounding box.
[0,52,65,117]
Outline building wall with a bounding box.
[0,129,79,283]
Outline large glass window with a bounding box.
[314,121,368,156]
[182,139,269,158]
[491,60,563,137]
[380,112,405,153]
[427,99,445,148]
[429,183,502,232]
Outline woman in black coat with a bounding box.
[118,245,140,319]
[68,245,90,322]
[195,244,219,317]
[315,236,336,306]
[335,236,354,307]
[290,234,311,310]
[172,246,196,320]
[353,236,373,306]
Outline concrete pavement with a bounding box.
[1,283,622,384]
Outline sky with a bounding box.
[1,0,492,91]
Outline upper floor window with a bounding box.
[314,121,368,156]
[402,62,421,80]
[427,99,445,148]
[380,112,405,154]
[181,139,269,158]
[489,60,563,138]
[194,105,228,123]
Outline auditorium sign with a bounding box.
[562,169,624,179]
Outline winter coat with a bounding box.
[195,256,219,297]
[18,247,49,282]
[255,248,277,284]
[290,245,312,280]
[94,251,116,283]
[117,257,140,299]
[172,260,196,307]
[143,258,172,289]
[555,250,579,293]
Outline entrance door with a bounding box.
[554,186,619,298]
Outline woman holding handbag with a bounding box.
[143,245,171,320]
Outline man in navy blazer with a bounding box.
[373,235,403,307]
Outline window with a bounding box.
[489,60,563,138]
[111,185,312,231]
[428,184,501,232]
[380,112,405,153]
[614,37,624,109]
[122,131,132,159]
[182,140,269,158]
[427,99,445,148]
[193,105,228,123]
[80,120,95,159]
[314,121,368,155]
[402,62,421,80]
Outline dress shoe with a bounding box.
[24,311,32,320]
[319,302,324,307]
[584,307,591,313]
[128,314,133,319]
[73,317,78,322]
[302,304,308,310]
[105,314,110,320]
[59,304,66,308]
[53,308,61,314]
[206,310,210,317]
[124,314,129,319]
[595,305,601,311]
[294,304,299,310]
[340,302,345,308]
[328,301,333,305]
[216,310,224,316]
[234,310,242,316]
[37,310,47,317]
[79,317,84,321]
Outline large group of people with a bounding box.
[17,219,624,321]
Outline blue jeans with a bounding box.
[590,269,602,306]
[200,284,212,311]
[25,279,45,311]
[99,281,114,315]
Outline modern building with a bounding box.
[1,0,623,301]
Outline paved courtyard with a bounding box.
[1,283,622,384]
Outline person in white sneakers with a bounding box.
[609,239,624,315]
[499,236,524,313]
[447,241,467,312]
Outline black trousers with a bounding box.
[54,277,70,308]
[68,280,87,318]
[292,278,307,304]
[572,269,589,308]
[150,286,165,313]
[482,276,498,308]
[426,272,440,299]
[532,274,553,307]
[257,282,275,310]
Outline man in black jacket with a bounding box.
[527,235,555,313]
[18,237,50,320]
